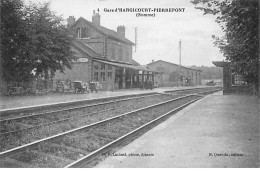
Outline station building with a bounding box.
[54,11,158,91]
[147,60,202,87]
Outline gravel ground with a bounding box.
[0,94,174,151]
[1,95,199,168]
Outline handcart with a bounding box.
[73,81,86,93]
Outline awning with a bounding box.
[93,59,160,73]
[212,61,230,67]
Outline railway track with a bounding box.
[0,93,160,135]
[0,87,221,136]
[0,88,222,168]
[0,92,158,119]
[0,94,176,151]
[0,87,222,168]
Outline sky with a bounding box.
[25,0,225,67]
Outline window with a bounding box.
[111,47,115,60]
[86,27,90,37]
[77,28,81,38]
[101,64,105,70]
[101,72,106,81]
[119,48,123,61]
[94,64,99,70]
[107,72,112,81]
[139,75,142,82]
[134,76,137,82]
[126,51,129,62]
[108,65,112,70]
[82,27,86,38]
[94,72,99,81]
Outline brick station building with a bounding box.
[54,11,158,91]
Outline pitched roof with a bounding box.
[71,17,135,45]
[147,60,202,72]
[72,39,101,58]
[130,59,140,66]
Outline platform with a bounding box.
[96,92,259,168]
[0,86,205,110]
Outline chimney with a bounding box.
[117,26,125,38]
[67,16,75,28]
[92,10,100,26]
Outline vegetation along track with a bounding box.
[0,89,222,168]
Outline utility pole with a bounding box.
[135,27,138,52]
[179,40,182,86]
[179,39,181,67]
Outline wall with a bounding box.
[93,61,115,91]
[82,38,105,56]
[54,45,92,82]
[72,19,105,56]
[71,19,133,63]
[107,38,132,62]
[148,61,202,86]
[54,61,92,82]
[71,19,104,38]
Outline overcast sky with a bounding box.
[25,0,225,67]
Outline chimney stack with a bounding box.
[67,16,75,28]
[92,10,100,26]
[117,26,125,38]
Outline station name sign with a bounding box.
[77,58,88,63]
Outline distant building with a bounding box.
[147,60,202,87]
[54,11,157,91]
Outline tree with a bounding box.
[190,65,223,80]
[0,0,75,84]
[191,0,259,91]
[24,2,75,81]
[0,0,31,82]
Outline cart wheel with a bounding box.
[7,90,13,96]
[25,88,31,95]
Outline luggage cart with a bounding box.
[89,82,98,93]
[73,81,86,93]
